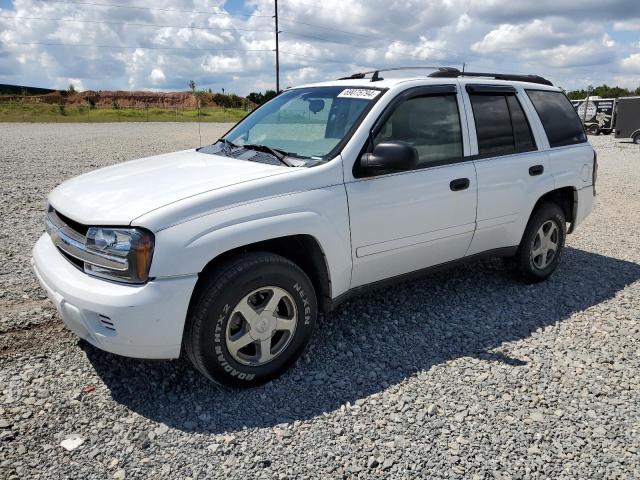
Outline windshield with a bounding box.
[223,86,382,160]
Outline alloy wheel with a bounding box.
[531,220,559,269]
[225,286,298,366]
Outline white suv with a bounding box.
[32,68,596,387]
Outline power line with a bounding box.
[280,50,462,72]
[40,0,401,46]
[8,41,274,53]
[279,50,374,67]
[280,0,370,20]
[44,0,273,18]
[0,14,273,33]
[281,29,453,55]
[278,17,373,38]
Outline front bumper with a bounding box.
[32,233,198,359]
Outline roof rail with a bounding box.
[337,66,459,82]
[428,69,553,86]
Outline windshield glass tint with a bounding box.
[223,87,379,159]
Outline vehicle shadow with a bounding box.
[83,247,640,434]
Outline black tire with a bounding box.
[633,133,640,145]
[587,124,600,135]
[507,203,566,283]
[184,252,317,388]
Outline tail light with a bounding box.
[592,149,598,196]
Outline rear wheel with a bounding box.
[184,252,317,388]
[633,132,640,145]
[587,124,600,135]
[506,203,566,283]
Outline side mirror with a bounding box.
[308,99,325,114]
[360,141,418,171]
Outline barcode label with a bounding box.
[337,89,380,100]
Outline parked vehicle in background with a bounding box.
[571,98,616,135]
[614,97,640,144]
[32,67,596,388]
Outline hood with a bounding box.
[48,149,287,226]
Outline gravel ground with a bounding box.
[1,124,639,479]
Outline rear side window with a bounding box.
[470,94,536,156]
[526,90,587,147]
[507,96,536,151]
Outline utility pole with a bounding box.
[274,0,280,93]
[462,62,466,72]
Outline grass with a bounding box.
[0,103,248,123]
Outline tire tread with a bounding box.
[184,252,313,386]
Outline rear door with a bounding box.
[463,83,554,255]
[525,89,594,193]
[345,85,478,288]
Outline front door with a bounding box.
[345,86,478,288]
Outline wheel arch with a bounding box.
[529,186,577,233]
[188,234,333,317]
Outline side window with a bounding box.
[469,95,514,155]
[507,96,536,151]
[470,93,537,156]
[373,94,463,167]
[526,90,587,147]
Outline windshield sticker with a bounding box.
[337,89,380,100]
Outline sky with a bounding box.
[0,0,639,95]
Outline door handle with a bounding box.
[529,165,544,176]
[450,178,470,191]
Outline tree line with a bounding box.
[566,84,640,100]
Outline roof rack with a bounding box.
[337,66,459,82]
[428,69,553,86]
[337,67,553,86]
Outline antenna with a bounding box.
[197,98,202,147]
[274,0,280,93]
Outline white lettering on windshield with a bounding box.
[337,89,380,100]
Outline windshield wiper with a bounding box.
[241,143,295,167]
[217,138,238,150]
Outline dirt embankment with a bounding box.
[0,90,254,109]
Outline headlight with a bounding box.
[84,227,155,284]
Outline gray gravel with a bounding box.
[1,124,639,479]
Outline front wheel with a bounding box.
[633,133,640,145]
[184,252,317,388]
[506,203,566,283]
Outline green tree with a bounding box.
[188,80,196,93]
[67,83,76,94]
[567,84,638,100]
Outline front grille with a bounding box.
[58,248,84,270]
[53,209,89,236]
[46,207,129,273]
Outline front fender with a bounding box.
[148,186,352,298]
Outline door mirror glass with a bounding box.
[360,141,418,171]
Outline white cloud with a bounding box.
[385,37,450,62]
[602,33,616,47]
[526,43,614,68]
[0,0,637,93]
[613,74,640,89]
[67,78,84,91]
[471,20,579,53]
[149,68,166,84]
[621,53,640,72]
[456,14,472,32]
[613,20,640,31]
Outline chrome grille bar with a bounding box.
[46,210,129,272]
